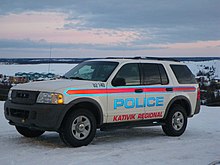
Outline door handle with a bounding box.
[135,89,143,93]
[166,88,173,91]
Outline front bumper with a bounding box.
[4,100,66,131]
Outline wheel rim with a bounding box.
[172,112,184,131]
[71,115,91,140]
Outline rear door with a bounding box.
[140,63,175,119]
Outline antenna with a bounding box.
[48,45,52,73]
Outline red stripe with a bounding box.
[143,88,167,92]
[173,87,196,91]
[66,87,196,95]
[66,88,135,95]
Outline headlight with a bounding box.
[36,92,64,104]
[8,89,12,101]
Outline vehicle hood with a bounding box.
[11,79,104,92]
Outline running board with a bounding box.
[100,120,165,131]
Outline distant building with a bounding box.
[15,72,57,81]
[8,76,28,84]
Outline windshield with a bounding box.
[63,61,118,82]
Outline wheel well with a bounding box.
[169,99,191,117]
[61,102,102,129]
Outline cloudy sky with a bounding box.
[0,0,220,58]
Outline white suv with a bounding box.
[4,57,200,147]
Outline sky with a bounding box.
[0,0,220,58]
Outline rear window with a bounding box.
[170,64,196,84]
[142,63,169,85]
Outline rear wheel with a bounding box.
[162,105,187,136]
[15,126,45,137]
[59,109,96,147]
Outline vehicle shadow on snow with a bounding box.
[9,127,168,148]
[93,127,165,145]
[11,126,202,148]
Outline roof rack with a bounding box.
[105,56,179,62]
[105,56,141,59]
[143,57,179,62]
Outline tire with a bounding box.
[59,109,97,147]
[162,105,187,136]
[15,126,45,137]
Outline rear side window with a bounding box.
[170,64,196,84]
[142,63,169,85]
[158,64,169,85]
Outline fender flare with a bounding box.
[163,95,192,118]
[57,98,104,129]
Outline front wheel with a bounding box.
[15,126,45,137]
[59,109,97,147]
[162,105,187,136]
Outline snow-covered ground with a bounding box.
[0,101,219,165]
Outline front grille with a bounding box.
[10,108,29,119]
[11,90,40,105]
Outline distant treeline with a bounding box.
[0,58,96,64]
[0,57,220,64]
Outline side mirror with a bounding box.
[112,77,126,86]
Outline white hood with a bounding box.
[11,79,101,92]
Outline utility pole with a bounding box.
[48,45,52,73]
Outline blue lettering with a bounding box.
[156,97,164,106]
[136,98,144,108]
[147,97,155,107]
[125,98,135,109]
[114,96,164,109]
[144,98,146,107]
[114,99,124,109]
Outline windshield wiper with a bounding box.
[69,76,86,80]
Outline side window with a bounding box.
[170,64,196,84]
[112,63,140,86]
[158,64,169,85]
[142,63,161,85]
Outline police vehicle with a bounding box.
[4,57,200,147]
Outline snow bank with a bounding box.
[0,101,219,165]
[184,60,220,78]
[1,60,220,78]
